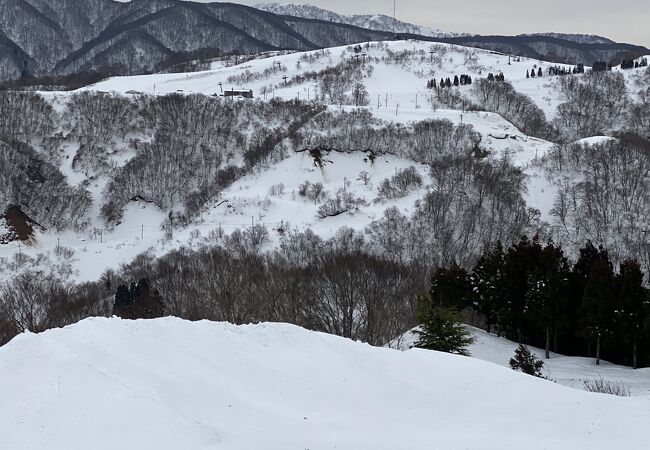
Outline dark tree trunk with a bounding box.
[633,341,638,369]
[545,326,551,359]
[596,335,601,366]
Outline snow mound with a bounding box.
[1,318,648,449]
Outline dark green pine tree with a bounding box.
[567,242,609,355]
[580,259,615,365]
[615,259,648,369]
[509,344,545,377]
[501,236,543,343]
[470,241,505,335]
[526,241,570,359]
[428,264,471,309]
[415,266,475,355]
[415,299,475,356]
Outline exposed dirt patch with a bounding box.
[0,206,40,243]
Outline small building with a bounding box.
[223,89,254,99]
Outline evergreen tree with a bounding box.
[526,241,570,358]
[112,278,165,320]
[615,260,648,368]
[453,75,459,86]
[580,259,615,365]
[568,242,609,354]
[429,265,471,309]
[537,67,543,77]
[415,297,475,356]
[509,344,545,377]
[501,236,543,342]
[470,242,504,335]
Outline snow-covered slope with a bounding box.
[395,327,650,397]
[0,40,564,281]
[255,2,461,37]
[2,39,646,284]
[1,317,649,449]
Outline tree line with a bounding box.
[429,237,650,368]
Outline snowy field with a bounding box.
[0,317,648,450]
[396,327,650,397]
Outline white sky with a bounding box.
[114,1,650,47]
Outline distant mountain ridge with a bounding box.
[255,2,618,45]
[255,2,464,37]
[0,0,390,82]
[0,0,647,84]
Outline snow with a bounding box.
[395,326,650,397]
[6,39,641,282]
[1,317,649,449]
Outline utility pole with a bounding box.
[393,0,397,33]
[141,224,144,239]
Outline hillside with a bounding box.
[395,327,650,396]
[1,40,649,284]
[0,317,649,449]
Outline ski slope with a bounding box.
[1,40,644,283]
[81,40,572,120]
[0,317,649,449]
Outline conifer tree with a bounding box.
[415,267,474,355]
[509,344,545,377]
[470,242,505,335]
[580,259,615,365]
[526,241,570,358]
[415,299,475,356]
[616,260,648,368]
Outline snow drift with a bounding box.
[1,318,648,449]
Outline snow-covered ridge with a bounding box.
[255,2,466,37]
[1,317,648,449]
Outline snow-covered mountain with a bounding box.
[2,40,649,285]
[256,2,462,37]
[1,317,649,449]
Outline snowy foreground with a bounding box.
[1,318,649,449]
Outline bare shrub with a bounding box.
[268,183,285,197]
[317,190,366,218]
[377,166,423,200]
[583,378,631,396]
